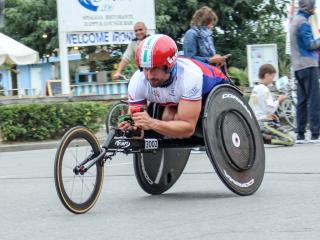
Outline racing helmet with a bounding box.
[135,34,178,70]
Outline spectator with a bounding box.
[113,22,149,80]
[183,6,227,65]
[290,0,320,143]
[249,64,294,146]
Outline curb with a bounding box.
[0,141,60,153]
[0,129,107,153]
[0,138,106,153]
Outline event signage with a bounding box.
[56,0,155,94]
[247,44,279,87]
[66,31,134,47]
[58,0,156,32]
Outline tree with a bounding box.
[1,0,289,72]
[156,0,289,70]
[1,0,58,58]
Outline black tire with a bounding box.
[203,85,265,196]
[54,126,104,214]
[105,102,129,133]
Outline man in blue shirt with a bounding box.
[290,0,320,143]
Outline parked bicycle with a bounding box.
[105,75,129,133]
[275,76,297,129]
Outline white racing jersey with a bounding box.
[128,58,228,106]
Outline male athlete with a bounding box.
[119,34,228,138]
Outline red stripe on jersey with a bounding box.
[129,100,147,106]
[214,67,227,79]
[188,59,213,77]
[182,57,227,80]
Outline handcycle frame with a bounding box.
[74,128,204,175]
[55,84,265,214]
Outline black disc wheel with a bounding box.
[54,126,104,214]
[133,148,190,195]
[203,85,265,196]
[106,102,129,133]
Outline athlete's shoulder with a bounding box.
[128,69,146,86]
[128,70,147,92]
[130,69,145,80]
[128,70,147,103]
[176,57,203,74]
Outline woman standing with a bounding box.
[183,6,226,65]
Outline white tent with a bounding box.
[0,32,39,65]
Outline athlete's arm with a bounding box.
[132,99,202,138]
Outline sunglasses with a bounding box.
[134,28,144,32]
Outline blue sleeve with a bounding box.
[183,30,209,63]
[298,23,320,50]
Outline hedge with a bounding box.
[0,102,108,142]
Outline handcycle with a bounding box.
[54,84,265,214]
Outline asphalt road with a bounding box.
[0,144,320,240]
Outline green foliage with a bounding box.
[1,0,289,70]
[79,45,126,73]
[156,0,290,69]
[2,0,58,58]
[0,102,107,141]
[278,55,291,77]
[228,67,249,86]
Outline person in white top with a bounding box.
[249,65,286,121]
[249,64,294,146]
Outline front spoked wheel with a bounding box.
[54,126,104,214]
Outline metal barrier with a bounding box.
[0,88,40,98]
[0,82,129,98]
[71,81,129,96]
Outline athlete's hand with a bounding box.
[118,121,134,130]
[132,111,155,130]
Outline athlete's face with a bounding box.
[143,66,170,88]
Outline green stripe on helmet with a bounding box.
[140,34,163,68]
